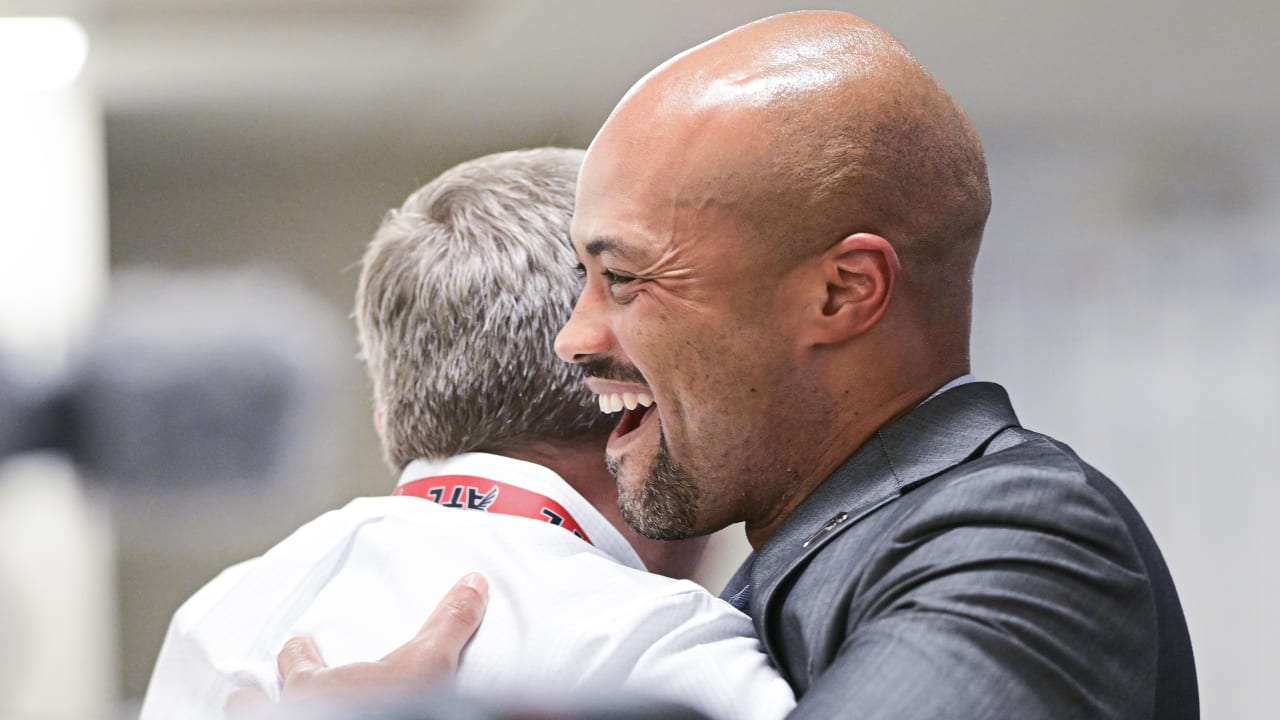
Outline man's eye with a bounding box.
[573,263,587,279]
[603,269,635,285]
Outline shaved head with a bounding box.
[590,10,989,337]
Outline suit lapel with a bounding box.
[748,382,1021,664]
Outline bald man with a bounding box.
[280,11,1197,719]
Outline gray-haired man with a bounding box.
[138,148,794,720]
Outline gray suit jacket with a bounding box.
[738,382,1196,719]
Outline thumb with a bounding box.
[381,572,489,680]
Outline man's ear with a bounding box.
[811,233,899,345]
[373,409,385,439]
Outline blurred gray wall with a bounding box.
[5,0,1272,716]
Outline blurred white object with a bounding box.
[0,17,88,92]
[0,15,105,373]
[0,15,114,719]
[0,455,116,718]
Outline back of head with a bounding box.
[356,148,611,470]
[742,13,993,323]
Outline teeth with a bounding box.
[596,392,654,414]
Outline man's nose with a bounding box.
[555,291,610,363]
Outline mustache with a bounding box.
[579,358,646,385]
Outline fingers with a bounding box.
[265,574,489,707]
[384,573,490,681]
[277,637,385,703]
[413,573,489,645]
[277,635,327,692]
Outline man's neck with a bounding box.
[744,366,969,549]
[498,440,612,502]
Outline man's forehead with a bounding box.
[570,167,754,270]
[573,116,751,265]
[570,221,655,263]
[570,155,664,263]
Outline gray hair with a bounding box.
[355,147,610,469]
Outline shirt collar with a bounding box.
[396,452,647,571]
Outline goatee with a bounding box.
[607,430,700,541]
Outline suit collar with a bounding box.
[867,380,1019,493]
[748,382,1020,656]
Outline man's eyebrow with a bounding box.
[584,236,635,260]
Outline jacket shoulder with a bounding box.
[776,430,1161,717]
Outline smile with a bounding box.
[583,376,655,443]
[591,389,655,440]
[596,391,654,413]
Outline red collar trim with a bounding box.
[394,474,592,545]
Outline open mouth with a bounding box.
[597,391,656,439]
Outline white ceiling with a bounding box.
[0,0,1271,198]
[6,0,1277,139]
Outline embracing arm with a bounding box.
[227,574,488,715]
[245,575,794,720]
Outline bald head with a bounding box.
[587,10,990,334]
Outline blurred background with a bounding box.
[0,0,1274,717]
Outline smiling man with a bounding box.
[275,11,1197,719]
[551,10,1196,719]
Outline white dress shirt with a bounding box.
[139,452,795,720]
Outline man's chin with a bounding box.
[609,443,701,541]
[619,491,694,542]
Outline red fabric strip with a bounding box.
[394,474,592,545]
